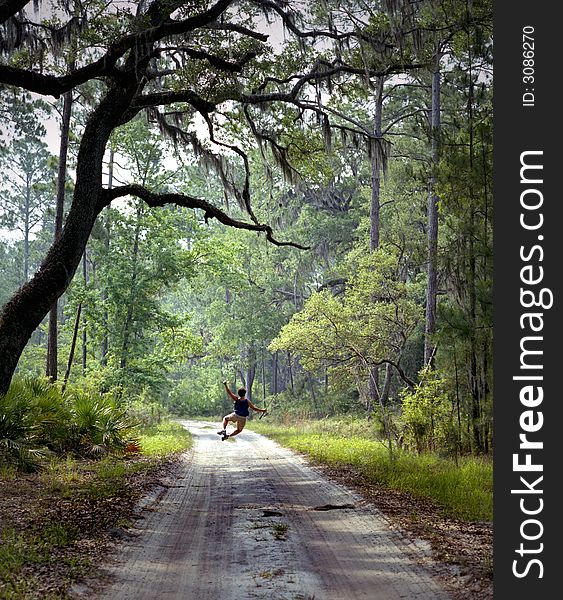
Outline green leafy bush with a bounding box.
[400,367,456,454]
[0,377,67,470]
[0,378,137,470]
[63,393,134,457]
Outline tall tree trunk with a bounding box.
[272,350,279,395]
[246,343,256,401]
[46,90,73,382]
[369,76,384,252]
[368,76,384,417]
[370,367,394,461]
[481,128,492,453]
[62,302,82,393]
[24,181,30,282]
[120,204,143,370]
[466,45,484,454]
[82,250,88,374]
[424,59,442,366]
[261,348,267,400]
[100,147,114,367]
[380,363,392,406]
[453,342,463,455]
[287,351,294,393]
[308,375,318,416]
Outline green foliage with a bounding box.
[0,377,65,471]
[399,367,456,454]
[270,246,423,396]
[0,378,136,471]
[165,363,226,416]
[64,393,133,457]
[138,421,193,456]
[265,385,362,420]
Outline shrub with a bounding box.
[63,393,135,457]
[0,377,67,470]
[400,367,456,454]
[0,378,137,470]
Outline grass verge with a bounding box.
[0,419,192,599]
[248,419,492,522]
[138,420,193,456]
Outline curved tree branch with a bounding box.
[250,0,355,41]
[242,59,424,105]
[172,47,259,72]
[130,90,216,115]
[100,184,310,250]
[205,21,269,42]
[373,359,416,389]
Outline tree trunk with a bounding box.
[82,250,88,374]
[272,350,279,395]
[261,348,267,399]
[100,147,114,367]
[466,45,484,454]
[246,343,256,401]
[62,302,82,393]
[467,181,483,453]
[24,181,30,282]
[482,345,490,452]
[370,367,394,461]
[308,375,318,416]
[287,351,294,393]
[424,61,442,366]
[120,204,143,370]
[369,76,384,252]
[368,76,384,415]
[453,342,463,455]
[380,363,392,406]
[367,372,378,420]
[469,343,481,452]
[0,79,138,396]
[46,90,73,382]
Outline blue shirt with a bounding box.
[234,398,249,417]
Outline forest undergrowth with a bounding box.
[0,419,191,599]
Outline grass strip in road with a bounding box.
[248,420,492,522]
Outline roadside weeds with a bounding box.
[0,421,192,600]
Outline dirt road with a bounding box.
[92,420,454,600]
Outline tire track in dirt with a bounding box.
[91,420,454,600]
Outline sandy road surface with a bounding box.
[93,420,453,600]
